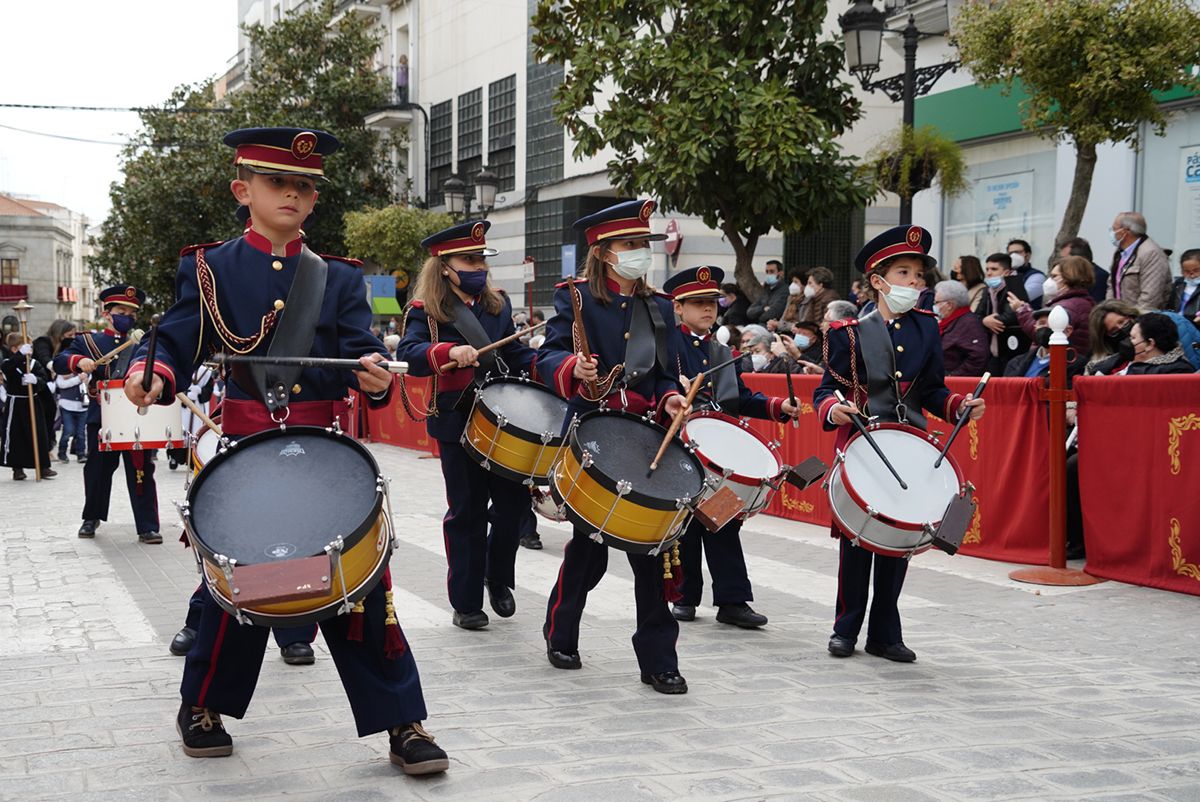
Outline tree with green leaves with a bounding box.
[532,0,876,298]
[92,0,399,314]
[344,205,455,282]
[954,0,1200,251]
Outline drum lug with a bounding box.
[331,417,343,435]
[591,479,632,544]
[133,427,143,451]
[216,554,247,625]
[326,537,354,615]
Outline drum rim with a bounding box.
[838,421,961,531]
[827,468,933,557]
[472,375,568,444]
[681,409,782,486]
[185,425,383,564]
[552,493,682,555]
[568,408,705,511]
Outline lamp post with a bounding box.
[442,167,499,221]
[12,298,42,482]
[838,0,959,225]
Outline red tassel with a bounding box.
[661,548,685,603]
[381,568,406,659]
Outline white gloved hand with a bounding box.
[22,373,38,385]
[18,343,32,356]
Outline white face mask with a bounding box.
[1009,252,1026,269]
[1042,278,1059,300]
[788,283,802,296]
[750,353,768,371]
[610,247,652,280]
[879,278,921,315]
[803,284,817,299]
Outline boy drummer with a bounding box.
[664,266,799,628]
[815,225,984,662]
[124,127,448,775]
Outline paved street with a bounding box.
[1,441,1198,801]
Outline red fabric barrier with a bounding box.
[740,374,1049,564]
[364,376,438,455]
[1075,375,1200,597]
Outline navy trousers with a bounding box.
[545,529,679,675]
[832,534,907,645]
[437,439,526,613]
[180,582,427,737]
[81,423,159,534]
[677,518,753,607]
[183,584,315,648]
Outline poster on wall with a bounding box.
[974,171,1033,256]
[1175,145,1200,253]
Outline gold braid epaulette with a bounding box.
[396,303,437,421]
[195,248,279,354]
[822,325,865,409]
[569,281,623,401]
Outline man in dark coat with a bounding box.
[933,281,989,376]
[745,260,789,325]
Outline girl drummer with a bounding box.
[815,225,985,663]
[536,198,691,695]
[396,220,537,630]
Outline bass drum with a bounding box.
[181,426,393,628]
[461,376,569,485]
[550,410,704,554]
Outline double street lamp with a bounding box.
[838,0,959,225]
[442,167,499,220]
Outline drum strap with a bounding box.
[707,340,741,414]
[242,246,328,414]
[622,296,669,387]
[858,311,925,429]
[449,296,498,378]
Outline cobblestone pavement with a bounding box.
[1,443,1198,801]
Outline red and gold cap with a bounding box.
[664,265,725,300]
[855,225,935,274]
[421,220,498,257]
[573,199,668,246]
[98,284,146,309]
[223,127,341,179]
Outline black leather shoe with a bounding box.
[519,533,543,550]
[641,670,688,694]
[78,520,98,539]
[546,643,582,670]
[452,610,489,630]
[170,627,196,656]
[828,635,856,657]
[280,643,315,665]
[865,640,916,663]
[671,604,696,622]
[138,531,163,545]
[716,603,768,629]
[486,582,516,618]
[389,722,449,775]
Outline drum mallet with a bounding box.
[92,329,144,366]
[209,354,410,374]
[436,319,548,372]
[833,389,908,491]
[137,315,161,416]
[176,392,223,437]
[785,365,800,429]
[648,364,712,473]
[933,373,990,469]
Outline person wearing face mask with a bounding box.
[799,266,840,326]
[976,252,1030,374]
[51,322,88,464]
[1003,308,1087,381]
[53,285,158,540]
[1006,238,1044,310]
[718,282,750,326]
[816,226,986,664]
[1167,248,1200,325]
[1009,256,1095,355]
[745,259,789,325]
[781,272,808,327]
[1123,313,1196,375]
[2,332,56,480]
[1106,212,1172,310]
[536,198,693,695]
[933,280,989,376]
[395,221,538,632]
[664,266,800,630]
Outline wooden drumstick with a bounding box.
[176,392,222,437]
[933,372,990,469]
[648,371,704,473]
[436,319,548,372]
[834,389,908,490]
[92,329,145,366]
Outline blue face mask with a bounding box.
[793,333,811,350]
[452,267,489,297]
[1185,276,1200,288]
[764,273,779,287]
[110,314,135,334]
[985,276,1004,290]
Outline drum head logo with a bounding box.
[679,459,694,473]
[279,441,306,457]
[265,543,296,560]
[584,440,601,454]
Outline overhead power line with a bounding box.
[0,122,126,146]
[0,102,232,113]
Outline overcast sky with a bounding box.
[1,2,238,224]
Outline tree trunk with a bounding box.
[722,221,763,301]
[1054,141,1097,257]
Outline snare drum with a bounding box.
[191,427,222,474]
[550,410,704,554]
[826,422,965,558]
[181,426,393,628]
[96,378,184,451]
[682,411,783,520]
[461,376,569,484]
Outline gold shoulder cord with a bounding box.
[195,248,279,356]
[822,326,864,409]
[397,304,437,422]
[570,282,623,402]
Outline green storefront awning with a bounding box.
[372,297,403,316]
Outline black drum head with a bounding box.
[479,379,568,436]
[189,428,379,565]
[574,412,704,503]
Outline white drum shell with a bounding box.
[97,379,184,451]
[193,428,221,470]
[683,413,783,520]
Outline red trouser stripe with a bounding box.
[196,611,230,707]
[546,539,570,641]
